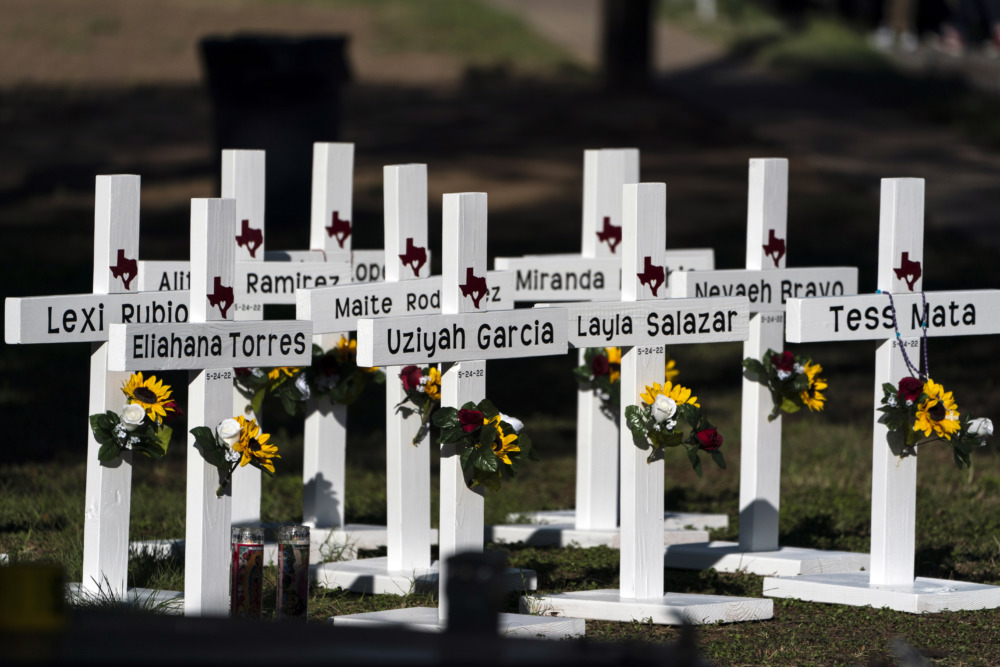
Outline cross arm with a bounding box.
[670,267,858,313]
[538,297,749,348]
[356,308,568,367]
[785,289,1000,343]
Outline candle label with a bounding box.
[230,542,263,618]
[276,542,310,619]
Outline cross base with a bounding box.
[664,541,870,576]
[330,606,585,638]
[488,523,709,548]
[521,589,773,625]
[763,572,1000,613]
[314,557,537,595]
[66,583,183,614]
[508,509,729,531]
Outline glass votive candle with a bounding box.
[230,526,264,619]
[276,525,310,620]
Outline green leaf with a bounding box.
[572,366,594,384]
[676,403,700,429]
[154,424,173,455]
[882,383,897,396]
[97,441,120,463]
[473,469,502,491]
[780,396,802,414]
[650,430,685,449]
[438,426,468,445]
[191,427,225,469]
[742,358,766,382]
[479,421,497,447]
[477,399,499,419]
[460,446,474,471]
[624,405,647,440]
[710,449,727,470]
[686,446,703,477]
[432,407,459,429]
[250,388,266,416]
[471,445,500,473]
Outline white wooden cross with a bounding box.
[492,148,721,549]
[665,158,869,576]
[764,177,1000,612]
[108,197,312,616]
[298,166,516,593]
[328,192,583,637]
[522,183,772,625]
[135,145,353,540]
[5,175,186,606]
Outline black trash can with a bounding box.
[200,35,352,236]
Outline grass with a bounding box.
[4,373,1000,663]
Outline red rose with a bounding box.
[234,367,252,377]
[898,377,923,404]
[695,428,723,451]
[591,354,610,377]
[770,351,795,373]
[458,409,484,433]
[315,353,340,377]
[400,365,422,391]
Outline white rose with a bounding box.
[967,417,993,442]
[120,403,147,432]
[295,373,312,401]
[217,418,242,447]
[651,394,677,424]
[500,413,524,433]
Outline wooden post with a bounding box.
[665,159,867,576]
[83,175,140,598]
[521,184,771,624]
[225,150,266,527]
[765,178,1000,612]
[304,142,354,531]
[108,198,312,616]
[492,149,720,548]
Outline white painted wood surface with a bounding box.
[523,183,762,625]
[297,271,514,333]
[768,178,1000,611]
[107,320,311,371]
[619,183,668,600]
[223,150,265,527]
[582,148,639,258]
[383,165,432,574]
[184,198,236,617]
[739,158,787,554]
[332,606,585,638]
[664,159,866,575]
[356,309,567,367]
[310,142,354,260]
[302,387,348,529]
[82,174,140,598]
[437,192,489,623]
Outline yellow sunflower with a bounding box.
[335,335,357,363]
[267,367,298,382]
[665,356,679,382]
[485,415,520,465]
[800,360,827,412]
[424,367,442,401]
[639,381,699,408]
[121,372,175,423]
[232,415,281,473]
[605,347,622,384]
[913,379,961,440]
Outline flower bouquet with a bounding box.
[431,399,535,491]
[623,381,725,475]
[878,376,993,469]
[190,415,280,497]
[742,349,826,421]
[573,347,679,419]
[235,336,385,416]
[89,372,178,463]
[395,365,442,445]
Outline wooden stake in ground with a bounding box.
[522,183,772,625]
[764,177,1000,613]
[108,198,311,616]
[5,174,186,606]
[665,158,868,576]
[492,148,720,548]
[329,192,582,637]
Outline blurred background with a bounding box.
[3,0,1000,468]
